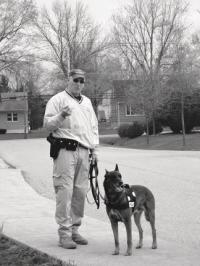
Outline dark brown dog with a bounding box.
[103,164,157,256]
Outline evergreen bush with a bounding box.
[118,122,144,138]
[118,124,129,138]
[144,120,163,135]
[0,129,6,134]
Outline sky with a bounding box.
[36,0,128,29]
[36,0,200,33]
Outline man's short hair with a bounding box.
[69,69,85,79]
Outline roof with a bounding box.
[0,91,27,99]
[0,92,28,112]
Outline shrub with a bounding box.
[168,119,182,134]
[163,114,194,134]
[118,124,129,138]
[118,122,144,138]
[28,95,47,130]
[158,89,200,134]
[127,122,144,138]
[144,120,163,135]
[0,129,6,134]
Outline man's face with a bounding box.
[68,76,85,96]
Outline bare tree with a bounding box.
[34,0,108,79]
[112,0,188,136]
[162,38,200,145]
[83,53,124,115]
[0,0,37,72]
[12,59,44,94]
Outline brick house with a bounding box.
[0,92,29,133]
[110,80,145,127]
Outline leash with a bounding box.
[87,159,102,209]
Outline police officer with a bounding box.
[44,69,99,249]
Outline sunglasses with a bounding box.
[73,78,85,84]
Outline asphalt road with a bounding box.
[0,138,200,264]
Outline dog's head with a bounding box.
[103,164,124,193]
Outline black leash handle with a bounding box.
[89,159,100,209]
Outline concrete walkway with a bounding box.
[0,158,198,266]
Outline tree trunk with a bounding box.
[181,88,186,146]
[152,111,156,136]
[146,115,150,145]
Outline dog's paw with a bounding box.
[152,243,157,249]
[112,250,119,255]
[136,243,143,249]
[125,251,132,256]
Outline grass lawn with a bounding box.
[100,132,200,151]
[0,235,73,266]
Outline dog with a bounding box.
[103,164,157,256]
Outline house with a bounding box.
[97,89,112,122]
[0,91,29,133]
[110,80,145,127]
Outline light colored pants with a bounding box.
[53,146,89,238]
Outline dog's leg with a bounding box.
[110,220,120,255]
[148,210,157,249]
[144,201,157,249]
[134,210,143,248]
[124,218,132,256]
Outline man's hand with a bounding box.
[61,106,72,118]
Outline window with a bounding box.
[7,113,12,121]
[126,104,134,116]
[13,113,18,121]
[7,112,18,122]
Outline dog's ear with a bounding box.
[115,164,119,172]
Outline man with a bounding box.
[44,69,99,249]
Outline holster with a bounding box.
[47,133,78,159]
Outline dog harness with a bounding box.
[105,184,136,210]
[123,184,136,208]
